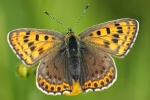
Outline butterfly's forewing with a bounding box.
[8,28,64,65]
[80,47,117,92]
[36,49,73,95]
[79,18,139,57]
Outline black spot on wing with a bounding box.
[30,46,36,51]
[44,36,49,40]
[106,28,110,34]
[35,34,39,41]
[96,31,101,35]
[89,33,93,36]
[28,42,34,47]
[117,27,122,29]
[112,39,118,43]
[24,39,29,43]
[26,31,30,35]
[23,36,29,39]
[113,34,119,38]
[117,30,123,33]
[115,23,120,26]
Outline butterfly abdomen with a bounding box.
[68,57,80,81]
[66,33,81,82]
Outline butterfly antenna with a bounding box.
[73,4,89,29]
[44,11,68,30]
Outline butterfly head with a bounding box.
[67,28,74,35]
[65,28,80,43]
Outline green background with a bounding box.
[0,0,149,100]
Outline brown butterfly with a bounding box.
[7,18,139,95]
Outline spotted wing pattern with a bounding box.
[80,47,117,92]
[79,18,139,58]
[7,18,139,96]
[36,49,74,95]
[7,28,64,65]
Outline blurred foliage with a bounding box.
[0,0,150,100]
[17,64,36,78]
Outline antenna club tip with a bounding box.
[44,11,48,14]
[86,4,89,9]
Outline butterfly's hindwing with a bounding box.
[36,48,73,95]
[80,46,117,92]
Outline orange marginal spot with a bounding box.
[38,75,73,94]
[92,81,99,88]
[38,75,50,90]
[109,67,115,75]
[82,80,97,89]
[82,79,103,90]
[82,80,92,90]
[65,80,82,96]
[62,82,72,91]
[98,67,115,87]
[82,67,116,90]
[103,76,110,85]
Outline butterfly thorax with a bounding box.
[65,32,81,82]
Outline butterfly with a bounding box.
[7,18,139,95]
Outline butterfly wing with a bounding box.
[79,18,139,57]
[8,28,65,65]
[79,47,117,92]
[36,49,74,95]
